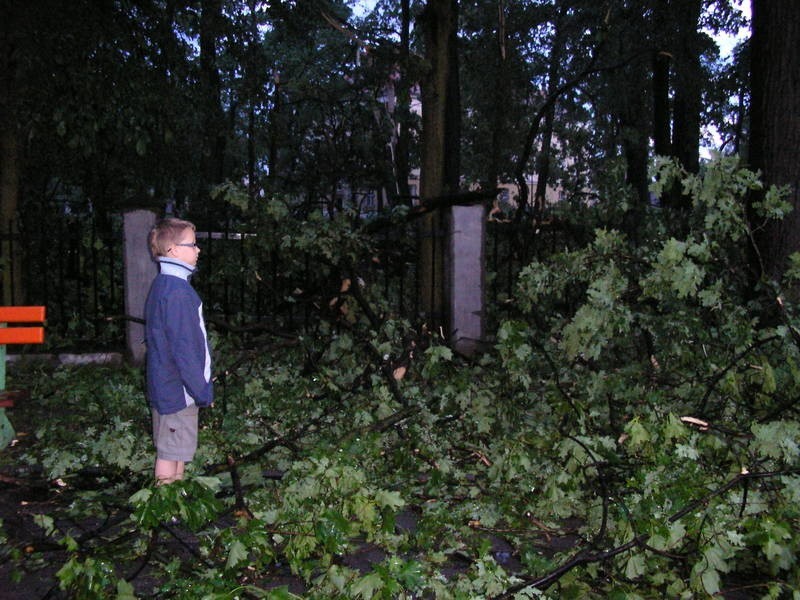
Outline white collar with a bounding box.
[157,257,196,280]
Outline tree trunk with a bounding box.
[651,0,702,214]
[652,49,671,157]
[618,56,651,210]
[484,0,508,192]
[534,9,566,220]
[246,0,259,201]
[268,71,281,186]
[0,130,23,305]
[0,3,24,305]
[671,0,702,175]
[616,49,652,241]
[199,0,227,218]
[748,0,800,283]
[418,0,460,330]
[394,0,412,204]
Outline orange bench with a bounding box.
[0,306,45,447]
[0,306,46,345]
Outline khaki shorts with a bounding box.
[152,404,199,462]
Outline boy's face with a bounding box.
[168,229,200,266]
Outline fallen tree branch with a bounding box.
[344,273,415,409]
[360,189,499,235]
[491,467,800,598]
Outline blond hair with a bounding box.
[148,217,196,258]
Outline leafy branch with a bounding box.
[493,467,800,598]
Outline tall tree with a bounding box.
[748,0,800,282]
[671,0,704,176]
[0,0,24,303]
[459,0,545,195]
[390,0,414,204]
[198,0,228,224]
[417,0,461,328]
[533,4,568,220]
[649,0,709,214]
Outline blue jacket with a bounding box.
[145,258,213,414]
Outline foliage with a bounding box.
[8,0,756,345]
[10,0,750,223]
[2,158,799,598]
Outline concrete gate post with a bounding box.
[448,205,486,356]
[123,210,158,364]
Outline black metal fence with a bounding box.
[2,212,551,351]
[4,213,126,350]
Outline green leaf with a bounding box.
[115,579,137,599]
[667,521,687,548]
[625,417,651,447]
[194,476,223,493]
[373,488,404,510]
[128,488,152,504]
[701,568,721,595]
[394,559,424,588]
[751,421,800,460]
[33,514,55,536]
[265,586,301,599]
[315,509,351,554]
[624,553,646,579]
[704,544,731,573]
[781,475,800,503]
[226,540,249,571]
[675,443,699,460]
[350,572,384,599]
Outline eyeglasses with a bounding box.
[174,242,199,248]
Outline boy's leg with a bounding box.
[152,405,198,484]
[155,458,180,484]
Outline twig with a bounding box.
[346,274,412,408]
[125,529,159,582]
[227,455,254,519]
[696,334,778,414]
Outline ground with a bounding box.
[0,382,763,599]
[0,416,560,599]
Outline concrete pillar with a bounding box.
[448,205,485,356]
[123,210,157,364]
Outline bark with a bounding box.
[484,0,507,191]
[534,8,566,220]
[394,0,413,204]
[247,0,259,201]
[0,2,24,304]
[615,45,651,210]
[651,0,703,213]
[268,71,280,186]
[748,0,800,282]
[652,48,671,157]
[417,0,460,329]
[621,121,650,207]
[0,131,22,305]
[199,0,227,205]
[671,0,702,176]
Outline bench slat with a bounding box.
[0,327,45,344]
[0,306,46,323]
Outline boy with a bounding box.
[145,218,213,484]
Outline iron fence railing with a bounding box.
[1,212,551,351]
